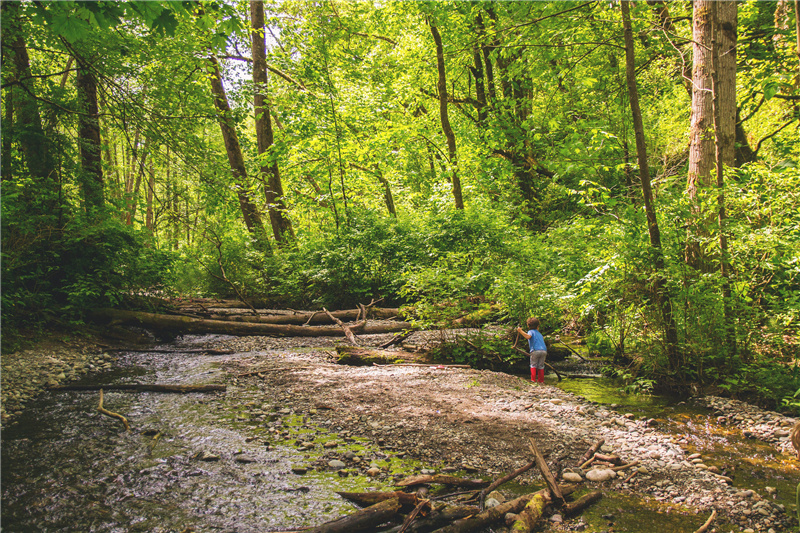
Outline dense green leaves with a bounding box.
[2,0,799,411]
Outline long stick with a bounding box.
[52,384,226,393]
[97,389,130,431]
[693,510,717,533]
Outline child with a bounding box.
[516,317,547,383]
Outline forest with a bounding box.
[2,0,799,413]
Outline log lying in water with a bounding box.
[91,309,412,338]
[49,384,226,393]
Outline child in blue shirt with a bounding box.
[516,317,547,383]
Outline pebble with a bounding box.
[586,468,616,482]
[562,472,583,483]
[328,460,346,470]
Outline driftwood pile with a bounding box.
[285,436,603,533]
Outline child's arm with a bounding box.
[515,326,532,340]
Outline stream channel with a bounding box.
[2,334,798,532]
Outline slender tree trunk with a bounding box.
[207,55,270,250]
[2,85,12,182]
[622,0,680,373]
[251,0,294,245]
[475,12,497,102]
[350,163,396,217]
[429,18,464,210]
[76,59,104,212]
[127,137,148,225]
[145,156,155,232]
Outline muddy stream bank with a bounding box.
[1,331,798,533]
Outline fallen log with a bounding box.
[429,485,575,533]
[306,497,401,533]
[91,309,412,338]
[336,491,419,507]
[336,346,432,366]
[510,493,548,533]
[50,384,226,393]
[210,308,403,324]
[384,504,480,533]
[396,474,488,489]
[563,490,602,516]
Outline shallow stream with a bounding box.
[2,336,798,532]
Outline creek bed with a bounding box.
[0,336,383,532]
[2,336,798,533]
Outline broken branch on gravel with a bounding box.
[479,460,536,510]
[97,389,130,431]
[578,439,604,466]
[527,436,564,506]
[693,509,717,533]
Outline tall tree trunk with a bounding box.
[251,0,294,245]
[710,1,736,356]
[126,137,148,226]
[3,2,56,195]
[207,55,270,250]
[622,0,680,373]
[686,0,736,270]
[75,59,104,213]
[429,18,464,210]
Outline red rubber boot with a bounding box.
[538,368,545,383]
[531,367,536,382]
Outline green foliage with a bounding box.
[2,212,174,334]
[428,332,525,373]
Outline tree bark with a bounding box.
[686,0,736,270]
[306,497,401,533]
[429,18,464,210]
[208,54,270,249]
[251,0,294,245]
[622,0,680,372]
[3,2,56,195]
[336,491,419,507]
[75,59,104,212]
[430,485,575,533]
[209,307,402,324]
[396,474,487,489]
[92,309,411,338]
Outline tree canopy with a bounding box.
[2,0,799,411]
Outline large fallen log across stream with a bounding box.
[91,309,412,338]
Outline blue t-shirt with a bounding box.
[527,330,547,352]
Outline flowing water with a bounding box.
[2,337,798,532]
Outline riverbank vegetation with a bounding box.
[2,1,799,412]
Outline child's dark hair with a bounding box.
[526,317,540,329]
